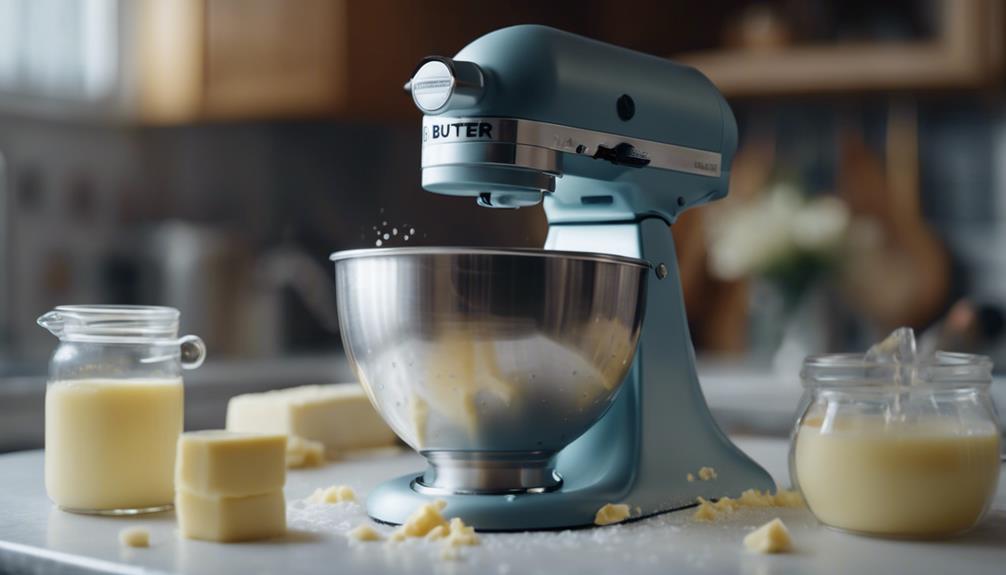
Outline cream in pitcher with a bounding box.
[38,306,205,514]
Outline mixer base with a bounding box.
[367,473,631,531]
[367,444,775,531]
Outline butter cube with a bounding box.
[226,384,397,456]
[176,489,286,543]
[176,431,286,497]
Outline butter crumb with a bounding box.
[693,498,719,521]
[697,466,717,481]
[444,517,479,547]
[286,436,326,468]
[347,524,383,542]
[388,501,479,559]
[714,497,739,512]
[594,503,632,526]
[772,489,804,508]
[737,489,773,507]
[686,473,695,482]
[307,485,356,504]
[436,518,480,560]
[744,518,792,554]
[118,527,150,548]
[693,489,803,521]
[393,499,448,539]
[425,524,448,540]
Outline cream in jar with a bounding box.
[45,378,184,512]
[795,415,1000,537]
[792,328,1001,538]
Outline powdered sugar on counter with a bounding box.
[286,485,816,567]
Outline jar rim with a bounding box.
[54,305,180,319]
[801,351,993,387]
[41,305,181,342]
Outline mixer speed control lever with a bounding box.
[592,143,651,168]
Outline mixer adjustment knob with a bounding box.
[592,143,651,168]
[406,57,485,114]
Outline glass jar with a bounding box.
[790,352,1001,539]
[37,305,206,515]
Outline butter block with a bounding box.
[176,431,286,497]
[176,489,286,543]
[226,384,397,456]
[744,518,792,553]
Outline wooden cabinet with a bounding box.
[676,0,1005,97]
[135,0,347,122]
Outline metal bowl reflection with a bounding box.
[331,247,647,493]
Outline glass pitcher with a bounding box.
[38,305,206,515]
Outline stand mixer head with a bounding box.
[331,25,773,530]
[408,23,734,221]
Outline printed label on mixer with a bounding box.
[693,161,719,173]
[424,121,494,143]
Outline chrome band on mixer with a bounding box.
[413,451,564,495]
[421,141,562,175]
[421,116,722,178]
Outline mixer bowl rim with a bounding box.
[329,246,650,268]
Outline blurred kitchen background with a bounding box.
[1,0,1004,449]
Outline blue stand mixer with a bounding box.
[331,25,774,530]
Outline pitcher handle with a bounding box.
[179,335,207,370]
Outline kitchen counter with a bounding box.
[0,438,1003,575]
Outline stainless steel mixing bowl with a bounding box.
[331,247,648,494]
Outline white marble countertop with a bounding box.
[0,437,1004,575]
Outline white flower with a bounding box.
[706,184,849,281]
[791,196,850,253]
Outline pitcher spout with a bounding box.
[36,310,65,338]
